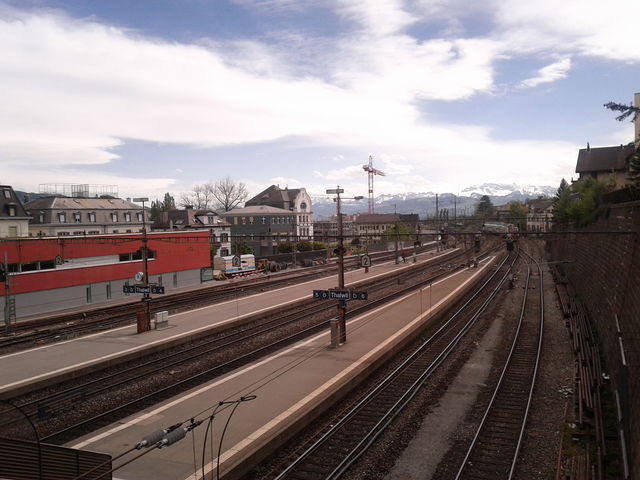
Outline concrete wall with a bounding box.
[547,200,640,478]
[0,268,202,319]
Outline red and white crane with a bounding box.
[362,154,385,214]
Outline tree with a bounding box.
[297,241,313,252]
[553,178,605,228]
[475,195,494,220]
[149,192,176,222]
[508,202,527,231]
[181,178,248,211]
[212,177,249,211]
[554,178,570,201]
[603,101,640,123]
[180,182,215,209]
[388,222,415,241]
[605,100,640,185]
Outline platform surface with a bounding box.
[65,256,495,480]
[0,249,457,396]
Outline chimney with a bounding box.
[635,92,640,145]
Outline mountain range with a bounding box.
[313,183,556,219]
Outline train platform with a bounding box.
[0,247,456,398]
[67,255,497,480]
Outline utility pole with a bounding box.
[326,187,363,344]
[134,197,151,331]
[454,195,457,223]
[328,187,347,343]
[2,253,15,335]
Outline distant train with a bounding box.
[482,222,519,236]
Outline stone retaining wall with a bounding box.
[547,200,640,479]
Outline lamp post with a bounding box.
[326,187,363,344]
[133,197,150,330]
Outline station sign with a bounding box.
[313,289,368,301]
[123,285,166,294]
[360,254,371,267]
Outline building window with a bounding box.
[89,212,96,223]
[137,212,143,222]
[220,233,229,243]
[3,189,10,199]
[262,217,266,224]
[39,212,45,223]
[124,212,131,222]
[249,216,254,225]
[8,226,17,236]
[111,212,118,222]
[220,248,229,256]
[88,230,100,235]
[58,212,66,223]
[8,205,16,217]
[126,229,132,233]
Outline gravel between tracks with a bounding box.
[380,244,573,480]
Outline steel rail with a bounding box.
[273,252,514,479]
[14,247,469,421]
[0,245,440,350]
[454,247,544,480]
[36,250,464,444]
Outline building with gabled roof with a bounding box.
[152,207,232,257]
[575,144,636,189]
[245,185,313,239]
[219,205,297,257]
[0,185,31,237]
[25,196,147,237]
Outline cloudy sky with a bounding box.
[0,0,638,203]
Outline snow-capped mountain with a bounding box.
[312,183,555,219]
[460,183,556,198]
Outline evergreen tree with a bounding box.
[149,192,177,221]
[475,195,494,220]
[604,100,640,185]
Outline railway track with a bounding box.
[0,247,436,352]
[454,247,544,480]
[7,246,473,444]
[268,251,514,479]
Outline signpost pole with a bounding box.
[134,197,151,332]
[336,188,347,343]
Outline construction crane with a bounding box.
[362,154,385,214]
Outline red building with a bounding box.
[0,231,211,318]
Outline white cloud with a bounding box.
[519,58,571,88]
[494,0,640,62]
[0,1,633,199]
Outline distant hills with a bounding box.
[313,183,556,219]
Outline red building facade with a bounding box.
[0,231,211,318]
